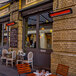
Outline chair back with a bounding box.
[16,63,31,75]
[2,49,8,57]
[28,52,33,62]
[12,51,16,59]
[56,64,69,76]
[17,50,23,55]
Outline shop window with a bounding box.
[3,23,11,46]
[25,15,36,48]
[0,24,2,46]
[24,12,53,49]
[39,12,53,49]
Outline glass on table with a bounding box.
[40,69,45,76]
[36,70,39,73]
[45,71,49,76]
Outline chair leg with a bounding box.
[6,60,8,66]
[1,59,3,64]
[19,74,20,76]
[11,60,13,67]
[16,61,18,64]
[32,62,33,69]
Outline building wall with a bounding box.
[10,2,23,51]
[51,0,76,76]
[0,2,23,51]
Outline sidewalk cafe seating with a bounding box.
[22,52,33,68]
[1,49,8,64]
[16,63,35,76]
[51,64,69,76]
[6,51,16,67]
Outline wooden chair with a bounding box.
[51,64,69,76]
[6,51,16,67]
[1,49,8,64]
[16,63,33,76]
[16,50,24,64]
[22,52,33,68]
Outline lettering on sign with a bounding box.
[40,50,46,52]
[10,28,18,48]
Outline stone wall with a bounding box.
[51,0,76,76]
[10,2,23,51]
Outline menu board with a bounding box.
[10,28,18,48]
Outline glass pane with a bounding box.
[26,15,36,48]
[0,24,2,46]
[39,12,53,49]
[3,23,8,46]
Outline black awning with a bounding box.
[0,14,10,23]
[19,0,53,17]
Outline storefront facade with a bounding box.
[20,0,53,70]
[0,0,76,75]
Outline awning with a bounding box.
[0,14,10,23]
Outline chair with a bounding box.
[22,52,33,68]
[16,50,24,64]
[16,63,32,76]
[6,51,16,67]
[1,49,8,64]
[51,64,69,76]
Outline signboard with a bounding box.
[49,8,72,17]
[10,28,18,48]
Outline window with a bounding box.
[25,15,36,48]
[0,24,2,46]
[39,12,53,49]
[3,23,11,46]
[24,12,53,49]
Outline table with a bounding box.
[26,73,56,76]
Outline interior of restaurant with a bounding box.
[25,12,53,49]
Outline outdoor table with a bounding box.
[27,73,56,76]
[33,71,52,76]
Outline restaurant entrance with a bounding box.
[21,1,53,70]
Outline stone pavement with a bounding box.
[0,62,18,76]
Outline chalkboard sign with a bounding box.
[10,28,18,48]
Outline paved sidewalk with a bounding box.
[0,63,18,76]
